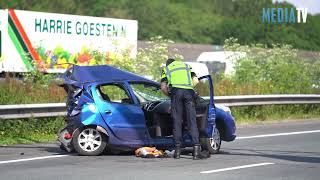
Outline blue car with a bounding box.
[58,65,236,156]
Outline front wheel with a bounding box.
[73,127,107,156]
[201,127,222,154]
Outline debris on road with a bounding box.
[135,147,169,158]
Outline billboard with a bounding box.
[0,10,4,71]
[1,9,138,72]
[0,10,2,58]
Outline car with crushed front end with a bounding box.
[58,65,236,156]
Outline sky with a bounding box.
[273,0,320,15]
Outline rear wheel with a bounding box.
[73,127,107,156]
[201,127,221,154]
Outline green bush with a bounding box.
[220,38,320,95]
[231,104,320,124]
[0,117,65,145]
[135,36,183,81]
[0,74,66,104]
[2,0,320,51]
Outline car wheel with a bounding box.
[73,127,107,156]
[201,127,221,154]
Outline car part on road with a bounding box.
[135,147,167,158]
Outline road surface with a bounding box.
[0,119,319,180]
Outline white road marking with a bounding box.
[237,130,320,140]
[0,155,69,165]
[200,162,274,174]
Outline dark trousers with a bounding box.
[171,88,200,146]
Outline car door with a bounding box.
[93,83,147,141]
[194,75,216,138]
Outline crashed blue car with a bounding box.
[58,65,236,156]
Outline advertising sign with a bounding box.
[0,10,4,71]
[1,9,138,72]
[0,10,2,58]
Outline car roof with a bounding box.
[64,65,157,85]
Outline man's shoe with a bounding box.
[174,147,181,159]
[193,145,208,160]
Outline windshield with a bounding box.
[130,83,169,102]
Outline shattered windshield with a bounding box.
[130,83,169,102]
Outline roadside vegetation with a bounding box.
[232,105,320,125]
[2,0,320,51]
[0,37,319,145]
[0,73,65,104]
[0,117,64,145]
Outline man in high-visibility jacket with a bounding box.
[161,58,208,160]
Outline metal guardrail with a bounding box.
[0,94,320,120]
[214,94,320,107]
[0,103,66,120]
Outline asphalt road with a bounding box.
[0,119,320,180]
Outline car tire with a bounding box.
[72,127,107,156]
[200,127,222,154]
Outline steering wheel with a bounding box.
[144,101,160,111]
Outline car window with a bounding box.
[130,83,168,102]
[98,84,132,104]
[194,79,210,97]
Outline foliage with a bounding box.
[0,74,65,104]
[0,117,65,145]
[108,43,136,72]
[1,36,319,105]
[23,68,57,85]
[231,104,320,124]
[1,0,320,50]
[221,38,320,95]
[135,36,183,81]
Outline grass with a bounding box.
[0,134,58,145]
[0,75,65,104]
[0,117,65,145]
[232,104,320,125]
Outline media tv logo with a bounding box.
[262,8,308,23]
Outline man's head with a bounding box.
[166,58,175,66]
